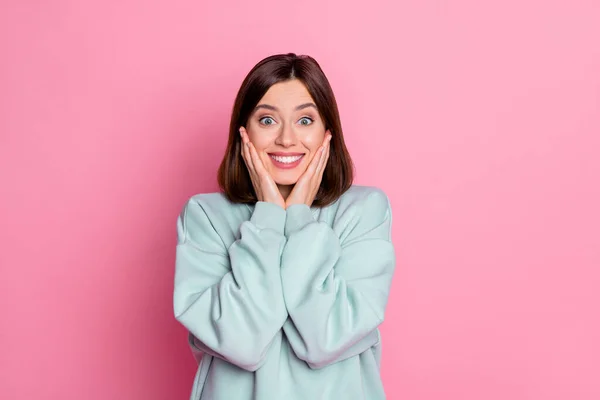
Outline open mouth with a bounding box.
[268,153,305,169]
[269,154,304,164]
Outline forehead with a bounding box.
[258,79,315,109]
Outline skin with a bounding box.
[239,79,332,209]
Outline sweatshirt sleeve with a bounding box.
[173,198,288,372]
[280,188,395,369]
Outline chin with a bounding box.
[273,174,300,186]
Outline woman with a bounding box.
[174,53,396,400]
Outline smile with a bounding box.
[269,154,303,163]
[268,153,305,169]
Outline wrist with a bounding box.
[284,203,315,235]
[251,201,286,233]
[284,198,311,209]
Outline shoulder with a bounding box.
[335,185,392,220]
[177,192,247,246]
[184,191,237,214]
[179,192,232,225]
[324,185,392,241]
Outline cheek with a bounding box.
[302,129,326,150]
[247,131,269,152]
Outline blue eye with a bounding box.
[259,117,275,126]
[299,117,313,126]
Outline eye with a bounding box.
[298,117,313,126]
[259,117,276,126]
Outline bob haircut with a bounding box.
[217,53,354,207]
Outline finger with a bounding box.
[319,130,331,148]
[306,144,326,178]
[311,132,331,174]
[242,136,266,199]
[240,126,253,149]
[248,141,268,177]
[239,128,250,165]
[317,135,331,174]
[240,128,257,178]
[312,147,328,191]
[240,127,251,149]
[239,128,248,163]
[316,146,327,176]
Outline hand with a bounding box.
[285,131,332,208]
[239,127,286,209]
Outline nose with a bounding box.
[274,123,297,147]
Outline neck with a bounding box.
[277,184,293,200]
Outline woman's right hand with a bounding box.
[239,127,286,209]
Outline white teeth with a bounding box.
[270,154,303,164]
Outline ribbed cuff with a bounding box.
[284,204,315,236]
[250,201,286,234]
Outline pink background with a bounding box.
[1,0,599,399]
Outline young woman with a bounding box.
[174,53,396,400]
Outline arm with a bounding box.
[280,189,395,369]
[173,199,288,371]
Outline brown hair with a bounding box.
[217,53,354,207]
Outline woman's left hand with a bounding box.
[285,131,332,208]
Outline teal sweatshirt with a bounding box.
[173,185,396,400]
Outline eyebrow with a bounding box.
[253,102,318,113]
